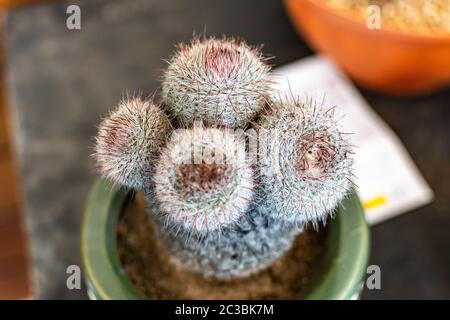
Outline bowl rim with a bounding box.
[81,178,370,300]
[295,0,450,44]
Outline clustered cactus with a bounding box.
[94,36,354,279]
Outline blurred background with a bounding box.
[0,0,449,299]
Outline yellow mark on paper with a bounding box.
[363,196,387,209]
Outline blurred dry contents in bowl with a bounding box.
[323,0,450,36]
[284,0,450,95]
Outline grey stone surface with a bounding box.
[5,0,450,299]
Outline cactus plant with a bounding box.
[257,96,354,228]
[161,37,272,128]
[94,36,354,280]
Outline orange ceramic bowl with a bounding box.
[284,0,450,95]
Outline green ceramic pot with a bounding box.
[81,178,370,300]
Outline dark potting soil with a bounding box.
[117,194,328,299]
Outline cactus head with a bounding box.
[258,96,354,228]
[162,37,272,128]
[152,127,255,235]
[94,97,172,190]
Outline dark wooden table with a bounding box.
[5,0,450,299]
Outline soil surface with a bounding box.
[322,0,450,36]
[117,194,327,299]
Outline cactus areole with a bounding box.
[89,36,367,294]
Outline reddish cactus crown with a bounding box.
[296,133,337,181]
[202,45,240,79]
[176,163,228,198]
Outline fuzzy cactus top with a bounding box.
[257,96,354,228]
[162,37,272,128]
[94,36,354,279]
[94,97,172,190]
[153,127,255,235]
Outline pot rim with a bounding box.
[81,178,370,300]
